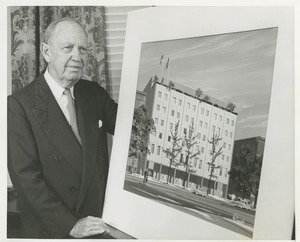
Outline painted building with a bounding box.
[227,136,265,201]
[142,79,238,198]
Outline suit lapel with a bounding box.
[31,75,83,178]
[74,81,99,211]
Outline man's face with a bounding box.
[45,21,88,88]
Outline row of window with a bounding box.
[154,119,234,140]
[150,143,231,162]
[156,104,235,127]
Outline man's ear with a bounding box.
[40,43,51,63]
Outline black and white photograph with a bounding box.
[3,3,296,241]
[123,28,278,238]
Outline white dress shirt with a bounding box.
[44,69,75,125]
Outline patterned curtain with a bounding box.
[10,6,108,94]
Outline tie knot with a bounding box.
[64,88,73,100]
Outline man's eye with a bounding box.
[79,47,87,54]
[63,46,73,51]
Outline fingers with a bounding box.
[69,216,110,238]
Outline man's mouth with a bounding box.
[67,66,82,71]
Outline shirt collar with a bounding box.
[44,68,75,100]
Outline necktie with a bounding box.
[63,88,82,145]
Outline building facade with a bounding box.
[227,136,265,201]
[142,79,237,198]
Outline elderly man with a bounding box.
[8,18,118,239]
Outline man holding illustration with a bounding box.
[8,18,118,238]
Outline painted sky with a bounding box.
[136,28,278,140]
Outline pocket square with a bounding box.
[98,120,103,128]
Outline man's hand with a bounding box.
[69,216,110,238]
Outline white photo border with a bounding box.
[103,6,294,240]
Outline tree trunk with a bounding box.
[173,167,177,185]
[187,173,191,188]
[207,177,212,195]
[167,163,172,183]
[158,163,162,181]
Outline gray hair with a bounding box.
[43,17,87,45]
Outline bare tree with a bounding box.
[226,102,236,112]
[203,95,210,102]
[163,121,182,184]
[207,131,223,195]
[182,122,201,188]
[168,80,175,90]
[195,88,203,99]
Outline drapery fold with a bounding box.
[10,6,108,94]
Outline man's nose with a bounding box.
[71,47,82,61]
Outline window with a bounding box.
[158,91,162,98]
[153,130,156,137]
[182,141,185,146]
[185,115,189,122]
[163,107,166,113]
[214,113,217,120]
[212,125,216,132]
[201,108,204,114]
[219,115,222,121]
[193,105,196,111]
[187,103,191,109]
[228,144,231,150]
[177,112,180,118]
[170,123,173,129]
[227,118,229,124]
[168,135,171,142]
[226,156,229,162]
[231,120,235,126]
[193,158,197,167]
[191,117,194,124]
[173,97,176,104]
[230,132,233,138]
[180,154,183,162]
[205,122,208,128]
[200,121,203,127]
[225,168,228,177]
[161,120,164,126]
[155,118,158,124]
[206,110,209,116]
[171,110,175,116]
[220,167,223,176]
[222,154,225,160]
[164,94,168,100]
[225,130,228,136]
[184,128,187,134]
[199,160,203,169]
[159,133,162,139]
[203,135,206,141]
[179,99,182,105]
[223,143,226,148]
[201,147,204,153]
[197,133,201,139]
[157,104,160,111]
[157,146,161,155]
[151,144,155,153]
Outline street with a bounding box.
[124,173,255,238]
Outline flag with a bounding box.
[165,57,170,69]
[160,54,164,65]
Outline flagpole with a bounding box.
[160,54,164,83]
[167,57,171,84]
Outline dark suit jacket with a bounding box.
[8,74,118,238]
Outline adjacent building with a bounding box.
[227,136,265,201]
[139,79,238,198]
